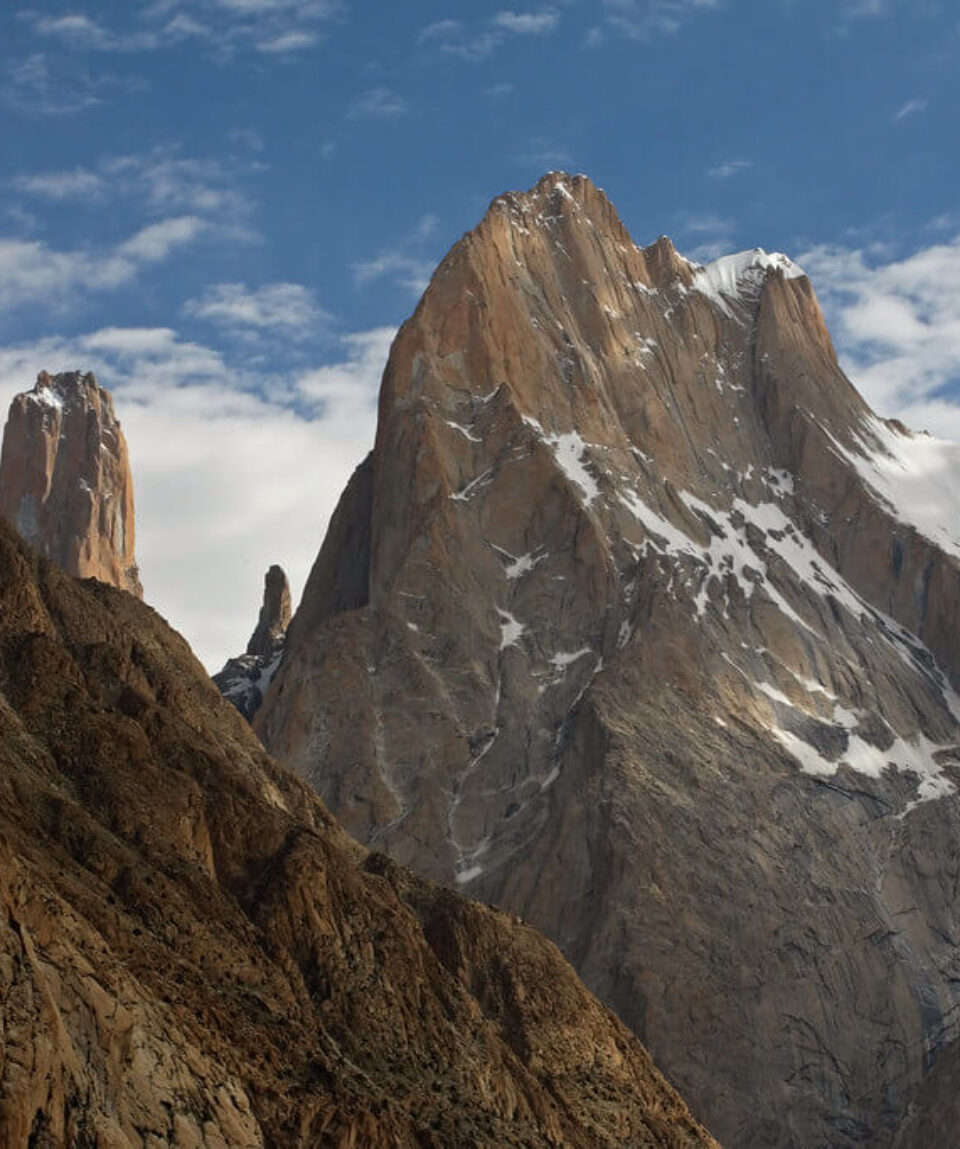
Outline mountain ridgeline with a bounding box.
[254,173,960,1148]
[0,514,715,1147]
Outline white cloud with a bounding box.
[596,0,721,41]
[0,324,392,671]
[26,15,116,50]
[349,87,409,118]
[22,0,338,59]
[493,10,560,35]
[420,22,501,60]
[20,12,206,54]
[836,0,943,25]
[353,251,435,295]
[0,217,206,313]
[419,19,466,42]
[681,212,734,234]
[672,211,735,263]
[184,282,330,335]
[1,54,103,116]
[894,98,928,122]
[13,148,254,225]
[119,216,207,261]
[10,169,107,201]
[840,0,887,16]
[708,159,752,180]
[257,29,320,51]
[419,9,558,60]
[210,0,338,13]
[295,328,394,412]
[520,138,573,171]
[800,234,960,434]
[353,215,441,295]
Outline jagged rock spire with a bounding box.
[247,564,292,659]
[214,564,291,721]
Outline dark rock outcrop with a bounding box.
[215,564,291,720]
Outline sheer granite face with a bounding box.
[258,173,960,1148]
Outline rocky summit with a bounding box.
[0,370,142,597]
[0,515,716,1148]
[215,563,292,719]
[257,173,960,1147]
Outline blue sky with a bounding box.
[0,0,957,668]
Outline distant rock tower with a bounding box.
[0,371,142,596]
[214,564,291,720]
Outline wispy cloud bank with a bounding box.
[418,20,502,61]
[519,138,573,171]
[11,147,255,225]
[672,211,735,262]
[349,87,409,118]
[801,234,960,435]
[352,215,440,295]
[0,54,125,116]
[0,320,392,671]
[493,10,560,35]
[184,282,331,336]
[839,0,888,17]
[20,11,207,54]
[20,0,338,58]
[894,98,928,122]
[11,169,108,201]
[589,0,721,43]
[708,159,752,180]
[418,8,560,61]
[257,29,321,52]
[0,217,206,314]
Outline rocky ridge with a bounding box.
[0,514,716,1148]
[257,172,960,1147]
[0,371,142,597]
[215,564,292,719]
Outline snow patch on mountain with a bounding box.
[524,417,601,504]
[693,249,805,317]
[828,416,960,560]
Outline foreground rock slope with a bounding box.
[0,370,142,596]
[257,173,960,1147]
[0,517,715,1148]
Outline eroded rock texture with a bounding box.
[258,173,960,1147]
[0,370,141,597]
[0,516,714,1148]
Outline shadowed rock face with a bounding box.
[0,516,717,1149]
[247,564,292,659]
[0,371,142,597]
[215,564,292,719]
[257,173,960,1147]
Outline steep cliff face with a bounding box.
[258,173,960,1147]
[0,370,142,597]
[215,564,292,719]
[0,516,715,1148]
